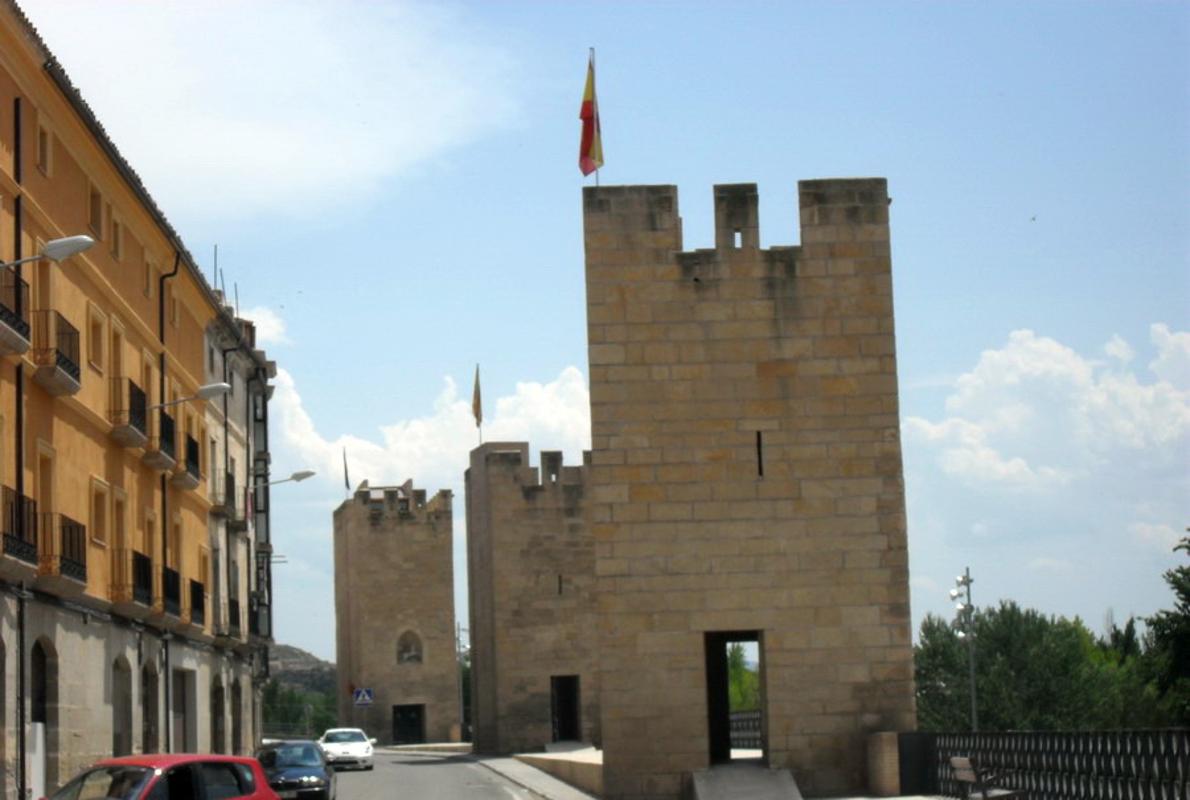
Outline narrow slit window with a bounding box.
[756,431,764,478]
[557,574,564,595]
[733,229,742,248]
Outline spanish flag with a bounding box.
[578,50,603,177]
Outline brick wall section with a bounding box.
[333,485,459,743]
[466,443,599,754]
[583,180,916,799]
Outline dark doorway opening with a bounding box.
[704,631,764,765]
[392,704,425,745]
[550,675,581,742]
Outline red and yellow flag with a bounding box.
[578,51,603,176]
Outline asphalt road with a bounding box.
[334,752,545,800]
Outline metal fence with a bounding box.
[730,710,762,749]
[907,729,1190,800]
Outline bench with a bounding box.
[949,756,1027,799]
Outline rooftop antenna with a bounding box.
[234,283,240,317]
[212,244,218,288]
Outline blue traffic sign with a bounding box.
[352,688,374,706]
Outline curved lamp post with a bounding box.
[147,381,231,410]
[1,234,95,269]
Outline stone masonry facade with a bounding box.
[333,482,460,744]
[466,443,599,754]
[584,180,916,798]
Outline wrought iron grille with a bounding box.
[163,566,181,616]
[39,512,86,581]
[730,710,762,749]
[0,268,30,338]
[132,551,152,605]
[32,310,80,381]
[185,435,200,478]
[931,730,1190,800]
[110,377,148,434]
[158,410,176,461]
[189,580,205,626]
[1,486,37,563]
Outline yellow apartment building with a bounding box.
[0,2,277,795]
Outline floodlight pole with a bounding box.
[956,567,978,732]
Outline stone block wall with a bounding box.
[466,443,599,754]
[333,483,459,743]
[583,180,916,799]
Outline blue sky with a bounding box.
[22,0,1189,661]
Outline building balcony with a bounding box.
[110,548,154,620]
[229,484,249,533]
[210,471,234,517]
[229,596,242,636]
[143,409,176,472]
[185,579,206,631]
[0,486,38,583]
[162,566,181,618]
[171,435,201,490]
[36,511,87,595]
[31,310,81,396]
[108,377,148,449]
[0,268,31,356]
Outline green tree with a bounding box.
[262,679,338,738]
[914,601,1166,731]
[1145,536,1190,724]
[727,642,759,711]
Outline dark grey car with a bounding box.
[256,740,337,800]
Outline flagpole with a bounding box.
[591,47,599,187]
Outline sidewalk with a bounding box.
[472,755,600,800]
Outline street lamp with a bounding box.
[147,382,231,410]
[1,234,95,269]
[951,567,978,731]
[265,470,315,487]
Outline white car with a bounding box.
[318,728,376,771]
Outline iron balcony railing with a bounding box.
[38,511,87,582]
[32,310,81,381]
[0,268,30,339]
[189,579,205,626]
[1,486,38,564]
[109,377,148,435]
[228,597,241,635]
[133,551,153,605]
[162,566,181,616]
[158,410,176,461]
[184,435,200,479]
[111,548,154,606]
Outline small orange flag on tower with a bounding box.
[578,50,603,177]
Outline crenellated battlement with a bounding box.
[469,441,591,498]
[583,179,890,285]
[334,478,451,525]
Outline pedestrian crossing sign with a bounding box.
[352,687,373,706]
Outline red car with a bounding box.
[50,754,280,800]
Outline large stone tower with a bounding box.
[465,443,599,754]
[333,481,460,744]
[583,180,916,798]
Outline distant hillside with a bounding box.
[270,643,336,696]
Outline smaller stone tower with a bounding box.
[466,443,599,754]
[333,481,460,744]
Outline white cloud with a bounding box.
[1129,522,1181,553]
[267,363,592,657]
[274,366,591,493]
[1104,334,1134,363]
[239,306,290,347]
[1149,323,1190,388]
[19,0,520,221]
[905,327,1190,489]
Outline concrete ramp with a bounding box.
[691,763,804,800]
